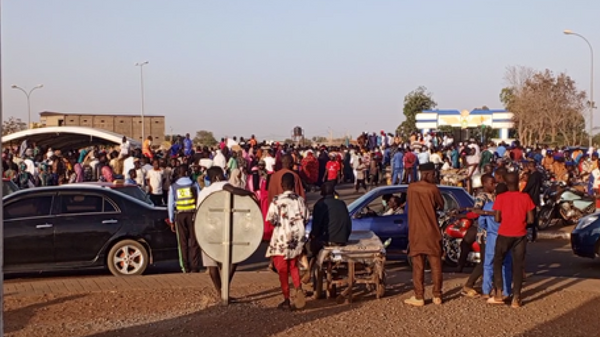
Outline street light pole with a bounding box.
[11,84,43,128]
[135,61,149,142]
[564,29,594,147]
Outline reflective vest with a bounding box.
[173,181,197,212]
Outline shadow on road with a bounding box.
[5,294,87,334]
[85,296,356,337]
[515,295,600,337]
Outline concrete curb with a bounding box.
[538,231,571,240]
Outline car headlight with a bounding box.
[576,215,598,230]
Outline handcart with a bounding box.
[313,231,386,304]
[440,168,468,187]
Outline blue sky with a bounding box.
[2,1,599,140]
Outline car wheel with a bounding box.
[107,239,149,276]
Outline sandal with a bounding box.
[461,287,479,298]
[487,297,505,305]
[277,299,292,311]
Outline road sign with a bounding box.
[195,190,264,304]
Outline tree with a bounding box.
[193,130,218,147]
[397,86,437,138]
[500,66,586,146]
[2,117,27,136]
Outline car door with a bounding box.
[369,212,408,252]
[53,192,123,264]
[351,190,409,252]
[4,193,55,267]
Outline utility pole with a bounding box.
[11,84,43,128]
[135,61,149,142]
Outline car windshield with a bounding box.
[347,193,374,214]
[2,181,18,197]
[112,186,153,206]
[347,188,407,214]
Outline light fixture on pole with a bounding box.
[135,61,149,142]
[11,84,44,129]
[564,29,594,147]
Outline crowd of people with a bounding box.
[5,128,599,309]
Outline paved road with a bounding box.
[6,183,600,283]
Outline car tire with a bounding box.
[107,239,149,276]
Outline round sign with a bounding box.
[194,190,264,264]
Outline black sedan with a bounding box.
[3,185,179,276]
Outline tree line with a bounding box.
[500,65,588,146]
[396,66,589,147]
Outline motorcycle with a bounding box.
[438,211,481,267]
[538,182,596,230]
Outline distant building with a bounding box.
[39,111,165,143]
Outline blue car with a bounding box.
[307,185,474,259]
[571,213,600,259]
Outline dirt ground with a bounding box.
[5,275,600,337]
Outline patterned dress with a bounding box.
[265,191,308,260]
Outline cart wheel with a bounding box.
[327,284,337,299]
[376,281,386,299]
[314,269,324,300]
[336,295,346,304]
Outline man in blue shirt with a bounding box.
[480,200,512,298]
[391,148,404,185]
[168,165,202,273]
[183,133,193,158]
[170,137,182,158]
[496,143,507,159]
[451,146,459,169]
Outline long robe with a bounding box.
[407,181,444,256]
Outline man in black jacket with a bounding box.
[310,182,352,247]
[522,161,543,242]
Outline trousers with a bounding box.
[482,233,512,296]
[392,169,403,185]
[465,241,484,289]
[175,212,201,273]
[273,256,301,299]
[458,226,477,271]
[493,235,526,298]
[404,167,417,183]
[411,254,443,299]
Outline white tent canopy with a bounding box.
[2,126,141,151]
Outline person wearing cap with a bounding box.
[168,165,202,273]
[404,162,444,307]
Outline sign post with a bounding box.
[195,191,263,305]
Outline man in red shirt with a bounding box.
[324,155,341,185]
[489,172,534,308]
[403,148,417,183]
